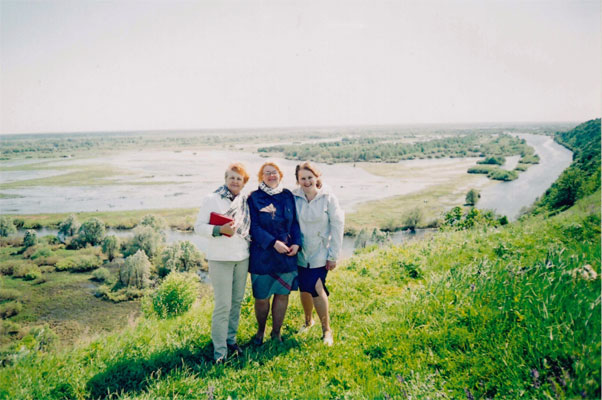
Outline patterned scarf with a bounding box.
[259,181,283,196]
[214,185,251,241]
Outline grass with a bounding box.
[4,208,198,231]
[0,166,128,189]
[0,191,598,399]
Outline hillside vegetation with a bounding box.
[0,189,598,399]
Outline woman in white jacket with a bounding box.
[293,162,344,346]
[194,163,251,363]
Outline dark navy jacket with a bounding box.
[248,188,301,275]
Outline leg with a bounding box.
[227,259,249,345]
[270,294,289,341]
[312,279,332,344]
[208,260,234,360]
[300,291,315,327]
[254,298,270,343]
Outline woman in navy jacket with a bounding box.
[248,161,301,343]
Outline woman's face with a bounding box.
[262,165,280,188]
[225,170,245,196]
[298,169,317,194]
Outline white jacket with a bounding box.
[293,185,345,268]
[194,192,249,262]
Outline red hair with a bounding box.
[226,162,250,184]
[258,162,284,182]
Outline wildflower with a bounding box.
[530,368,540,388]
[464,388,474,400]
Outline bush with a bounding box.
[159,241,206,277]
[55,255,101,272]
[101,235,119,261]
[403,207,423,232]
[77,217,105,246]
[23,230,37,248]
[0,301,22,318]
[477,155,505,165]
[58,214,80,239]
[23,267,41,281]
[465,188,480,206]
[139,214,167,231]
[30,247,53,260]
[0,260,36,276]
[19,324,58,352]
[0,289,20,303]
[33,255,60,267]
[0,320,21,335]
[120,250,151,289]
[487,169,518,181]
[0,217,17,237]
[123,226,164,258]
[91,267,112,283]
[0,236,23,247]
[151,272,200,318]
[13,263,41,280]
[467,165,496,174]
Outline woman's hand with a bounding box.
[287,244,299,257]
[219,221,235,237]
[274,240,290,254]
[326,260,337,270]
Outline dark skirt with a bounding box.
[251,271,298,299]
[298,266,329,298]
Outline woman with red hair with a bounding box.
[247,161,301,344]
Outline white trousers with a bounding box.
[208,258,249,360]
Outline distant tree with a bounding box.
[0,217,17,237]
[444,206,463,227]
[23,230,37,248]
[124,226,164,259]
[546,168,584,209]
[354,228,369,250]
[139,214,167,232]
[403,207,423,232]
[159,241,206,277]
[465,189,480,206]
[58,214,80,238]
[120,250,151,289]
[77,217,105,246]
[101,235,120,261]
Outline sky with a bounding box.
[1,0,600,134]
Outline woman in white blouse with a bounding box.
[292,162,344,346]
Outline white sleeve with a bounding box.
[326,193,345,261]
[194,195,217,238]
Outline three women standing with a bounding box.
[293,162,344,346]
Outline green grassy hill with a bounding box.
[0,190,599,399]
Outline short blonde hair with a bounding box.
[295,161,323,189]
[225,162,250,184]
[258,162,283,182]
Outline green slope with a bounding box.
[0,191,599,399]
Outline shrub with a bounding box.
[403,207,423,232]
[120,250,151,289]
[123,226,164,258]
[0,320,20,335]
[151,272,200,318]
[30,247,53,260]
[0,260,37,276]
[101,235,119,261]
[58,214,80,239]
[159,241,206,277]
[0,301,22,318]
[0,236,23,247]
[139,214,167,231]
[23,230,37,248]
[12,263,41,280]
[0,217,17,237]
[467,165,496,174]
[465,188,480,206]
[20,324,58,352]
[0,289,20,303]
[77,217,105,246]
[23,267,41,281]
[487,169,518,181]
[33,255,60,267]
[477,155,505,165]
[91,267,112,283]
[55,255,101,272]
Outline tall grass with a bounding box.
[0,193,599,399]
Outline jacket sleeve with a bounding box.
[248,194,276,250]
[194,195,217,238]
[326,193,345,261]
[289,195,302,247]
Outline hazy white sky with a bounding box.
[1,0,600,134]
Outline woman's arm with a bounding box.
[326,193,345,262]
[194,195,218,237]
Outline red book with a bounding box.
[209,212,234,237]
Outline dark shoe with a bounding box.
[227,343,244,356]
[215,356,226,365]
[252,334,264,346]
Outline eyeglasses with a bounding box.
[263,171,279,176]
